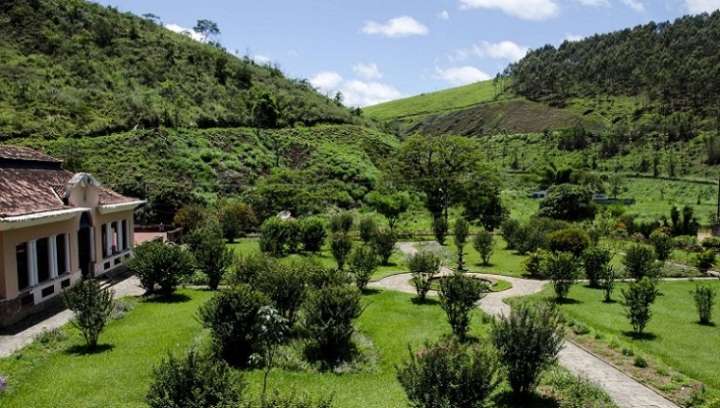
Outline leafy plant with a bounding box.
[547,228,590,256]
[365,191,410,231]
[523,250,547,279]
[622,277,659,337]
[408,250,442,301]
[329,212,354,234]
[473,229,494,266]
[582,246,612,288]
[253,306,289,403]
[649,229,673,261]
[696,250,716,274]
[348,245,378,291]
[439,274,487,341]
[330,233,353,270]
[218,201,257,242]
[370,228,397,265]
[538,184,596,221]
[299,216,327,253]
[259,217,301,257]
[63,278,114,349]
[599,264,618,303]
[692,284,717,324]
[358,216,378,243]
[453,218,470,272]
[432,216,449,246]
[185,221,233,290]
[543,251,580,301]
[128,241,195,296]
[623,244,660,281]
[252,262,308,326]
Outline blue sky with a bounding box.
[95,0,720,106]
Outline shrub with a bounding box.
[302,285,363,364]
[198,284,269,366]
[582,246,612,288]
[173,204,208,235]
[547,228,590,257]
[523,250,547,279]
[599,265,618,303]
[63,279,114,348]
[432,215,448,245]
[649,229,673,261]
[146,349,242,408]
[128,241,195,296]
[515,217,569,255]
[633,355,648,368]
[439,274,487,340]
[396,338,500,408]
[543,368,616,408]
[218,201,257,242]
[259,217,301,256]
[330,233,353,270]
[358,216,378,243]
[348,245,378,291]
[329,211,353,234]
[492,303,564,395]
[701,236,720,250]
[246,392,334,408]
[543,252,580,301]
[299,217,326,253]
[473,229,494,266]
[306,264,352,288]
[696,250,716,273]
[538,183,596,221]
[623,244,660,281]
[371,228,397,265]
[364,191,411,231]
[408,250,442,301]
[229,252,276,285]
[622,277,659,337]
[692,284,717,324]
[253,263,308,326]
[185,221,233,290]
[500,218,521,250]
[453,218,470,271]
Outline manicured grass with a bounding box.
[444,238,528,278]
[521,280,720,391]
[0,289,214,407]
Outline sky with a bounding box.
[94,0,720,107]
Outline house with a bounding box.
[0,146,144,327]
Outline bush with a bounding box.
[543,252,580,301]
[358,216,378,244]
[538,183,596,221]
[199,284,269,366]
[253,262,308,326]
[515,217,569,255]
[649,229,673,261]
[701,236,720,250]
[299,217,326,253]
[408,250,442,301]
[229,252,276,285]
[302,285,363,364]
[492,303,564,395]
[185,221,233,290]
[218,201,257,242]
[696,250,716,273]
[364,191,411,231]
[623,244,660,281]
[348,245,378,291]
[432,215,448,245]
[330,233,353,270]
[245,392,334,408]
[599,264,618,303]
[128,241,195,296]
[260,217,302,256]
[500,218,521,250]
[633,355,648,368]
[622,277,659,337]
[396,338,501,408]
[543,368,616,408]
[371,228,397,265]
[692,284,717,324]
[439,274,487,340]
[547,228,590,257]
[329,212,353,234]
[473,229,494,266]
[523,250,547,279]
[582,246,612,288]
[146,349,242,408]
[63,279,114,348]
[453,218,470,271]
[173,204,208,235]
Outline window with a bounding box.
[36,238,50,283]
[111,222,119,254]
[101,224,108,258]
[121,220,129,251]
[16,243,29,291]
[56,234,67,275]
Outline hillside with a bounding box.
[0,0,359,139]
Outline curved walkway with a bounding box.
[371,242,679,408]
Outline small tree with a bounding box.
[299,217,326,253]
[253,306,289,404]
[252,263,307,326]
[696,250,716,274]
[622,277,659,337]
[199,284,269,366]
[623,244,660,281]
[329,212,353,234]
[439,274,487,341]
[396,338,500,408]
[492,303,564,395]
[186,221,233,290]
[128,241,195,296]
[259,217,301,256]
[147,349,242,408]
[63,279,114,349]
[302,285,363,364]
[432,215,448,245]
[330,233,353,270]
[358,216,378,244]
[523,250,547,279]
[473,229,494,266]
[543,252,580,301]
[649,229,673,261]
[371,228,397,265]
[692,285,717,325]
[599,265,617,303]
[500,218,521,250]
[218,201,256,242]
[408,250,442,301]
[348,245,378,291]
[365,191,411,231]
[173,204,207,235]
[582,246,612,288]
[546,228,590,257]
[453,218,470,272]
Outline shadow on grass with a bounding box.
[143,293,192,304]
[622,331,658,341]
[697,321,716,327]
[494,391,559,408]
[554,298,582,305]
[601,299,618,304]
[65,343,114,355]
[411,297,440,306]
[361,288,382,295]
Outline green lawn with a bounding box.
[520,280,720,392]
[444,237,528,278]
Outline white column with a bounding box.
[28,240,38,287]
[105,223,112,258]
[65,235,71,275]
[117,221,124,253]
[50,235,58,279]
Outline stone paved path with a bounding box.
[370,242,679,408]
[0,275,144,358]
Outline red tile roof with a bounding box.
[0,145,60,163]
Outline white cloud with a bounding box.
[575,0,609,6]
[251,55,271,65]
[309,71,344,94]
[564,33,586,42]
[451,41,528,63]
[435,66,491,86]
[353,63,383,80]
[686,0,720,13]
[438,10,450,20]
[620,0,644,11]
[458,0,559,20]
[362,16,429,37]
[164,23,205,42]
